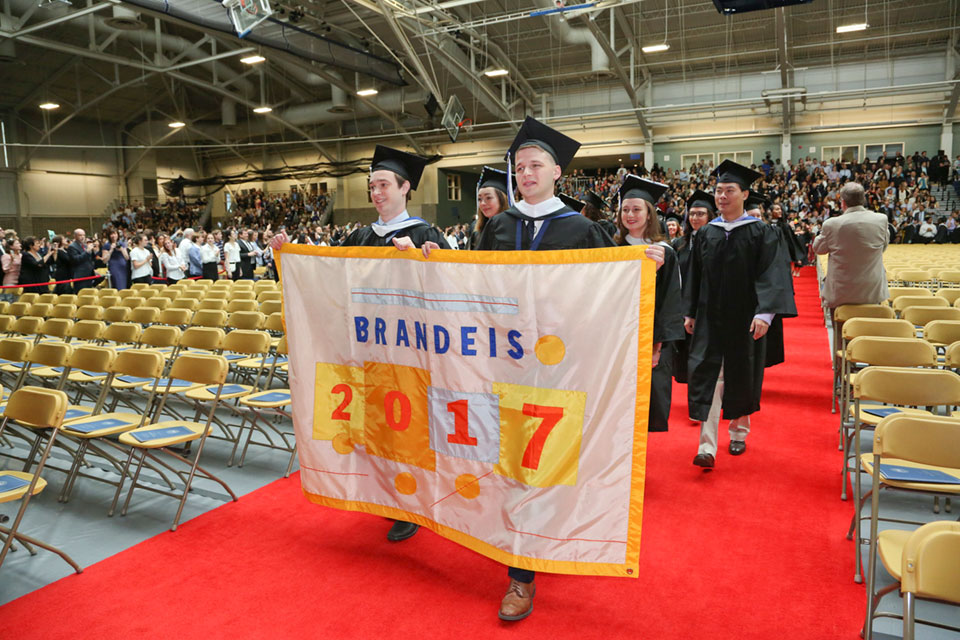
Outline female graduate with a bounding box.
[614,175,685,431]
[671,190,716,385]
[468,167,509,250]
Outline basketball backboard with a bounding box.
[441,94,465,143]
[224,0,273,38]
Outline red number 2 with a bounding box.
[520,404,564,470]
[446,399,478,446]
[331,383,352,420]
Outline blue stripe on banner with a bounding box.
[351,288,519,315]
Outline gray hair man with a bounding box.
[813,182,890,309]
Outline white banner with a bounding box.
[279,244,655,577]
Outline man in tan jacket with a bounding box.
[813,182,889,309]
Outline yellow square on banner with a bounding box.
[363,361,436,472]
[313,363,365,444]
[492,382,587,488]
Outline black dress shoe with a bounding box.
[729,441,747,456]
[692,453,715,468]
[387,520,419,542]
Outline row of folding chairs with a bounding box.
[0,327,292,575]
[846,374,960,639]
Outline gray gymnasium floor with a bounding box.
[0,390,298,605]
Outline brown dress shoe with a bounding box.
[498,579,535,621]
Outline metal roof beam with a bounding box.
[581,13,650,140]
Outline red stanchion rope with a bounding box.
[0,274,103,290]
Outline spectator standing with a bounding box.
[49,236,72,294]
[178,228,195,267]
[1,238,22,300]
[19,236,51,290]
[201,232,220,280]
[187,232,204,279]
[102,229,130,290]
[129,234,154,285]
[224,229,241,279]
[67,229,97,293]
[812,182,890,310]
[160,238,186,285]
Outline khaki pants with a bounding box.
[698,365,751,456]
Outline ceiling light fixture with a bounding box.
[484,68,509,77]
[39,102,60,110]
[836,23,868,33]
[356,88,378,97]
[253,106,273,114]
[641,43,670,53]
[240,54,266,64]
[168,121,186,128]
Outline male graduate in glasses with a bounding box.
[684,160,796,470]
[423,116,663,622]
[343,145,445,543]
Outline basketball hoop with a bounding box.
[441,95,466,143]
[458,117,473,135]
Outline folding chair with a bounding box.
[0,387,80,574]
[169,298,198,312]
[936,270,960,287]
[936,288,960,305]
[110,353,237,530]
[130,307,160,327]
[227,299,257,313]
[65,319,106,346]
[17,293,38,305]
[197,299,227,312]
[99,295,121,309]
[49,303,77,320]
[260,300,282,316]
[190,309,228,329]
[893,296,948,316]
[902,306,960,328]
[100,322,142,350]
[27,303,52,319]
[851,368,960,583]
[119,296,145,310]
[103,307,131,324]
[75,305,104,321]
[144,297,171,311]
[923,320,960,350]
[36,293,56,305]
[832,305,896,413]
[35,318,73,344]
[158,308,191,328]
[234,336,295,476]
[56,294,78,306]
[7,302,30,318]
[862,413,960,639]
[227,310,264,331]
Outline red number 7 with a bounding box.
[521,404,564,470]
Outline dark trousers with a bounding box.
[132,275,152,285]
[508,566,535,584]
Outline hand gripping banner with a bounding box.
[279,245,655,577]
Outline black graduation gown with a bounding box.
[764,219,801,368]
[670,234,695,384]
[342,221,446,248]
[684,219,797,421]
[477,206,615,251]
[647,241,684,431]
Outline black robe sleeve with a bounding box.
[755,224,798,319]
[653,243,685,345]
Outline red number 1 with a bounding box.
[446,399,477,446]
[331,384,352,420]
[521,404,564,470]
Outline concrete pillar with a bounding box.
[940,124,953,157]
[780,133,792,166]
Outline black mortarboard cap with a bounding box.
[686,189,716,213]
[370,145,429,191]
[618,174,669,206]
[584,190,608,211]
[665,214,683,226]
[477,166,508,194]
[744,193,769,212]
[712,159,762,190]
[558,193,586,213]
[506,116,580,170]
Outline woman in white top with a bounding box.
[160,237,186,284]
[223,229,241,281]
[201,232,220,280]
[129,234,154,284]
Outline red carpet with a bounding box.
[0,268,863,639]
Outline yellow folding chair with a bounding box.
[0,387,80,574]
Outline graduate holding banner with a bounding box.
[280,116,665,624]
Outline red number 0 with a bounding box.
[385,391,412,431]
[446,399,477,446]
[520,404,564,470]
[331,383,352,420]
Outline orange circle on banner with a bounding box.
[395,472,417,495]
[455,474,481,499]
[332,433,354,455]
[535,335,566,365]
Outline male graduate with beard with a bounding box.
[420,116,664,622]
[343,144,446,543]
[684,160,796,470]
